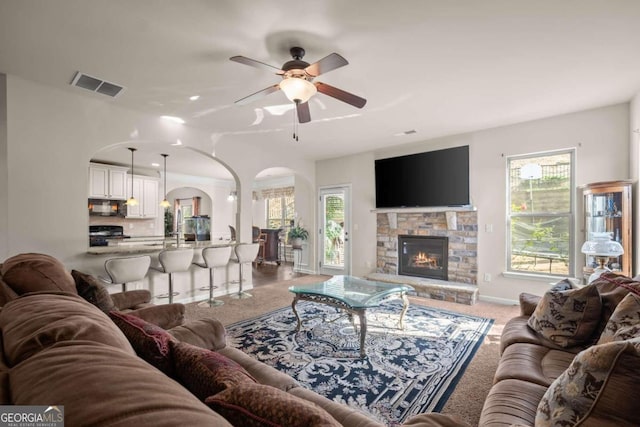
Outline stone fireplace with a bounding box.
[376,210,478,285]
[398,235,448,280]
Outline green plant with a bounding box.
[288,225,309,241]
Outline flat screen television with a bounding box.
[375,145,469,208]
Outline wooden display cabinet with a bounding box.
[581,180,633,279]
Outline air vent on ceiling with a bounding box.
[70,71,125,98]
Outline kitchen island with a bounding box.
[83,238,245,303]
[87,236,233,255]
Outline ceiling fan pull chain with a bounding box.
[292,105,299,141]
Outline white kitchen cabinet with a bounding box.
[126,175,159,218]
[89,163,128,200]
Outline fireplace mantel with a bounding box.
[371,206,476,213]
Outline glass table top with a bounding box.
[289,275,414,308]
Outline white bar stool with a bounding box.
[100,255,151,292]
[151,248,194,304]
[230,243,260,299]
[192,245,232,307]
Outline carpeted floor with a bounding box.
[185,275,520,426]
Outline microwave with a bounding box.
[88,199,126,217]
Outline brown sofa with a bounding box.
[477,273,640,426]
[0,252,463,427]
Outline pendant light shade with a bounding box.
[160,153,171,208]
[126,147,138,206]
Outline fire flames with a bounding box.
[410,251,440,269]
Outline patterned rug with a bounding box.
[226,299,494,426]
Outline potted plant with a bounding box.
[288,225,309,249]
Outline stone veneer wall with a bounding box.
[376,210,478,284]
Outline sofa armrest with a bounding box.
[129,303,185,329]
[401,413,473,427]
[168,318,227,350]
[110,290,152,310]
[519,292,541,316]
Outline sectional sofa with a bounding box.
[453,273,640,427]
[0,252,464,427]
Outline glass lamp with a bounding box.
[159,154,171,208]
[581,233,624,283]
[126,147,138,206]
[279,77,317,103]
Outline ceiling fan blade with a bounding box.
[304,53,348,77]
[234,84,281,105]
[230,56,284,74]
[296,101,311,123]
[315,82,367,108]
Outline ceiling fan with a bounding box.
[230,47,367,124]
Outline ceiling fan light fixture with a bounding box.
[279,78,316,103]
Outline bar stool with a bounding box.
[101,255,151,292]
[230,243,259,299]
[151,248,194,304]
[192,245,232,307]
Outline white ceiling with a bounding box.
[2,1,640,178]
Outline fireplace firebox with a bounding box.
[398,235,448,280]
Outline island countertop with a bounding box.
[86,239,234,255]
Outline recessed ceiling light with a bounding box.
[161,115,185,124]
[151,162,160,167]
[189,95,200,101]
[172,139,183,146]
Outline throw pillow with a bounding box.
[535,339,640,426]
[597,292,640,345]
[170,340,256,401]
[71,270,116,313]
[527,284,602,348]
[108,311,175,376]
[205,382,341,427]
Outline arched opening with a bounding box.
[88,141,238,247]
[251,167,314,272]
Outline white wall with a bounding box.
[629,93,640,272]
[1,75,317,275]
[316,152,376,276]
[316,103,630,303]
[0,74,7,258]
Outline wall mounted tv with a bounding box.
[375,145,470,208]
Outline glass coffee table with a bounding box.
[288,275,415,357]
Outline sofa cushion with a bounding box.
[527,284,602,348]
[0,293,134,366]
[0,253,76,295]
[168,317,226,350]
[170,341,256,401]
[479,379,548,426]
[10,341,232,426]
[216,346,300,391]
[72,269,116,312]
[205,382,341,427]
[109,311,175,376]
[493,343,576,387]
[597,292,640,344]
[536,339,640,427]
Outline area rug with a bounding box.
[225,299,494,426]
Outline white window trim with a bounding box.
[505,148,576,279]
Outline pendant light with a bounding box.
[126,147,138,206]
[160,154,171,208]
